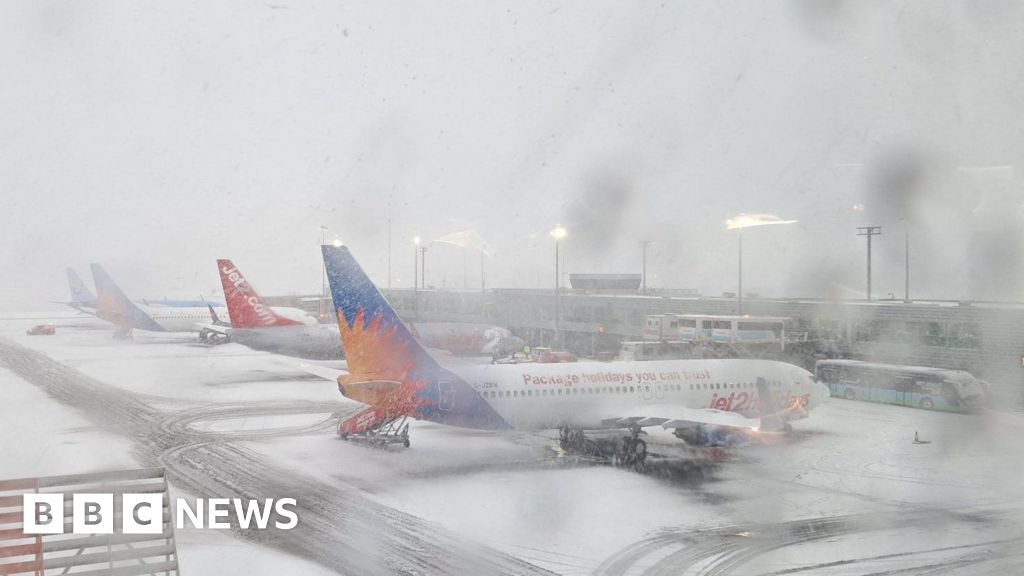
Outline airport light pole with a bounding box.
[857,226,882,301]
[726,214,798,315]
[738,229,744,313]
[639,240,652,295]
[386,218,392,291]
[904,224,910,303]
[319,225,329,320]
[550,225,567,347]
[413,236,421,319]
[419,245,429,290]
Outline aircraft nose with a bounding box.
[811,381,830,407]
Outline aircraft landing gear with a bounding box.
[198,330,229,345]
[339,415,411,449]
[558,425,648,473]
[615,424,648,473]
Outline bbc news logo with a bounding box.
[22,494,298,534]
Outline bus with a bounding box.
[814,360,989,412]
[643,314,787,351]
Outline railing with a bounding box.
[0,468,178,576]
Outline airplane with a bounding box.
[196,259,345,359]
[61,268,97,312]
[411,322,524,358]
[91,263,231,337]
[60,267,225,313]
[306,245,831,465]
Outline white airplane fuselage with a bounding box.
[141,306,232,332]
[455,359,828,431]
[228,323,344,360]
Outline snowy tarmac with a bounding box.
[3,307,1024,575]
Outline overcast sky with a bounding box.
[3,1,1024,306]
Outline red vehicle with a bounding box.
[26,324,56,336]
[531,347,577,363]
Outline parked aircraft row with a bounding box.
[62,261,523,360]
[56,247,829,466]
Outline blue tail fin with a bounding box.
[321,245,435,376]
[320,245,508,430]
[90,264,166,332]
[65,268,96,306]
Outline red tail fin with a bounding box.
[217,259,301,328]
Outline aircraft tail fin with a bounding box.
[321,245,437,378]
[207,304,228,326]
[65,268,96,305]
[90,264,165,332]
[321,245,509,431]
[216,259,300,328]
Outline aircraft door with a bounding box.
[437,380,454,411]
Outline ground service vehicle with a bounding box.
[815,359,988,412]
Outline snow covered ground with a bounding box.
[3,306,1024,575]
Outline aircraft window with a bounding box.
[514,390,519,398]
[542,389,547,396]
[629,386,635,393]
[558,389,563,395]
[527,390,533,397]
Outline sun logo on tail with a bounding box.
[336,307,436,417]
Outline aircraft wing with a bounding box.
[601,405,761,431]
[299,363,349,381]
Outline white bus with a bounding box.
[643,314,788,350]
